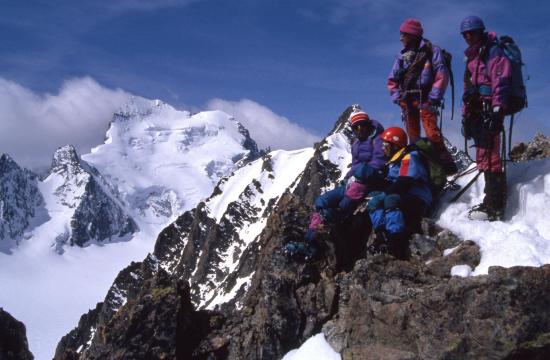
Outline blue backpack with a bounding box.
[496,35,527,115]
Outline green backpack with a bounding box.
[405,138,447,191]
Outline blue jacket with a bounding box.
[385,148,432,207]
[346,120,387,179]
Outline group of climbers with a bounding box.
[285,15,520,261]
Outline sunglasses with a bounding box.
[351,123,369,131]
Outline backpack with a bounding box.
[497,35,527,115]
[400,138,447,192]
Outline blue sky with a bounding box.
[1,0,549,168]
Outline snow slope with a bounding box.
[438,158,550,275]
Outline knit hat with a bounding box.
[399,18,423,37]
[460,15,485,33]
[349,111,370,127]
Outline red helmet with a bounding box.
[381,127,408,148]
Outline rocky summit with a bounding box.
[55,107,550,359]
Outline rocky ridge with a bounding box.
[46,145,137,249]
[0,154,44,244]
[55,107,550,359]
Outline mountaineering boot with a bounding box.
[468,172,505,221]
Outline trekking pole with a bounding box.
[508,114,515,160]
[439,101,444,133]
[450,170,482,203]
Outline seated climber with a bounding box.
[367,127,433,260]
[284,109,387,260]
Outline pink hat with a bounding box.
[400,18,423,37]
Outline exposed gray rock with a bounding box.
[48,145,137,248]
[0,154,44,242]
[510,133,550,162]
[56,110,550,360]
[0,308,34,360]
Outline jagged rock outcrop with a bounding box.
[510,133,550,162]
[0,308,34,360]
[56,107,550,359]
[47,145,137,248]
[0,154,44,242]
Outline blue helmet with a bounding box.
[460,16,485,33]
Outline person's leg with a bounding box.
[470,126,505,221]
[401,102,421,143]
[420,104,457,174]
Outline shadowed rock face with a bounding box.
[0,308,34,360]
[55,109,550,360]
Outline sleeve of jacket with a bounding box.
[367,136,388,171]
[387,56,402,102]
[487,46,512,109]
[428,46,450,103]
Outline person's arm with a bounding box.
[428,46,450,104]
[388,56,403,103]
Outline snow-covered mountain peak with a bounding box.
[84,102,260,223]
[50,145,84,177]
[113,97,178,120]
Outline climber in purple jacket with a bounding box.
[345,111,387,180]
[460,16,512,221]
[284,109,387,260]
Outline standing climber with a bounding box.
[367,127,432,260]
[284,109,387,260]
[461,16,511,221]
[387,18,457,175]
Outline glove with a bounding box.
[484,109,504,133]
[367,191,386,212]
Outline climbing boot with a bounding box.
[468,172,505,221]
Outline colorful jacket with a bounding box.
[387,39,449,103]
[385,148,432,206]
[463,32,512,109]
[345,119,387,179]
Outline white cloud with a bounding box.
[0,77,131,170]
[206,99,321,151]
